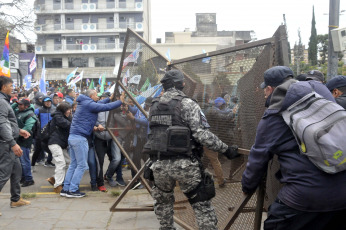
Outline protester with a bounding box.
[126,97,152,189]
[12,98,37,187]
[242,66,346,229]
[60,89,124,198]
[47,102,72,193]
[64,89,75,105]
[33,96,56,168]
[0,76,31,214]
[93,94,121,191]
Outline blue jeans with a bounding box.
[105,140,121,179]
[88,147,97,186]
[63,134,89,192]
[19,147,33,181]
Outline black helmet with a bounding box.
[160,69,184,83]
[160,70,184,90]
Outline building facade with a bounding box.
[34,0,150,80]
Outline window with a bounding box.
[95,56,115,67]
[341,30,346,37]
[68,57,88,67]
[46,58,62,68]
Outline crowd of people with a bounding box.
[0,67,346,229]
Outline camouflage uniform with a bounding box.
[151,88,228,230]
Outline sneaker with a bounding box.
[20,178,25,184]
[31,166,36,173]
[60,189,68,197]
[54,185,63,194]
[131,182,143,190]
[21,180,35,187]
[98,186,108,192]
[91,184,97,191]
[116,178,126,187]
[66,190,86,198]
[36,160,45,166]
[106,177,117,187]
[46,177,55,186]
[44,162,55,167]
[10,198,31,208]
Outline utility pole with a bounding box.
[327,0,340,81]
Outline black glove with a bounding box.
[223,145,240,160]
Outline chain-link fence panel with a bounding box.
[109,26,289,230]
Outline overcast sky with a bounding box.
[150,0,346,47]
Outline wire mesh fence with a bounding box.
[109,26,289,229]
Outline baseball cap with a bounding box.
[214,97,226,107]
[43,97,52,102]
[54,92,63,98]
[326,75,346,91]
[306,70,324,82]
[17,98,31,106]
[260,66,294,89]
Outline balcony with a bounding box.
[35,43,124,54]
[34,22,143,33]
[34,1,143,14]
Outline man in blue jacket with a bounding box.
[242,66,346,230]
[61,89,124,198]
[64,89,75,105]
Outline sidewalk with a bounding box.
[0,189,166,230]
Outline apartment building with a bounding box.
[34,0,150,80]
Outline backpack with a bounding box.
[23,113,41,139]
[41,120,53,142]
[282,92,346,174]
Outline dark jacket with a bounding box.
[336,93,346,109]
[12,103,36,148]
[35,104,55,129]
[0,92,19,147]
[70,94,122,138]
[242,80,346,212]
[48,110,72,149]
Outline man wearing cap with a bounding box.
[33,96,56,167]
[12,98,37,187]
[305,70,325,83]
[144,69,239,229]
[242,66,346,229]
[326,75,346,109]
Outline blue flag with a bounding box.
[39,58,46,94]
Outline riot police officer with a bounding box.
[144,69,239,230]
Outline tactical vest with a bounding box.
[145,94,192,156]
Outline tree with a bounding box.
[0,0,35,43]
[308,6,318,66]
[317,34,328,65]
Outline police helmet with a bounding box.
[160,69,184,84]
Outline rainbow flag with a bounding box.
[0,31,10,77]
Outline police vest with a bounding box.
[145,94,192,156]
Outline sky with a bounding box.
[150,0,346,47]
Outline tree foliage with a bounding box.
[0,0,35,43]
[308,6,318,66]
[317,34,328,65]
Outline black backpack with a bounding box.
[23,113,41,139]
[41,120,53,142]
